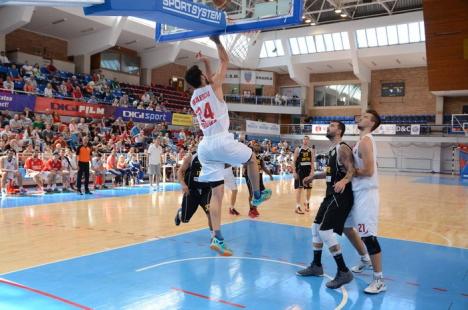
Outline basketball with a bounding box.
[212,0,229,9]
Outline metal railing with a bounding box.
[224,94,302,107]
[279,124,467,137]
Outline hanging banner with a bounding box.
[225,70,241,84]
[0,92,35,112]
[35,97,113,118]
[460,148,468,179]
[255,71,274,86]
[172,113,193,126]
[246,120,280,136]
[312,124,329,134]
[395,124,420,136]
[375,124,396,135]
[241,70,256,85]
[114,107,172,124]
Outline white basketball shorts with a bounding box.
[198,132,252,182]
[344,188,379,237]
[223,168,237,191]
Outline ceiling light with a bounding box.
[311,22,316,26]
[305,18,311,23]
[334,8,342,14]
[340,13,347,18]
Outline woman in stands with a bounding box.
[116,155,131,186]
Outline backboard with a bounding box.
[155,0,302,42]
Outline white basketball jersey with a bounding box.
[191,85,229,137]
[352,133,378,191]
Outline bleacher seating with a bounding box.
[309,114,436,125]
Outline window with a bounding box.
[356,21,425,48]
[289,32,350,55]
[259,39,285,58]
[101,51,121,72]
[121,54,140,75]
[314,84,361,107]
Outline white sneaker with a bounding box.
[351,259,373,273]
[364,277,387,294]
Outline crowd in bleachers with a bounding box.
[309,114,436,125]
[0,57,191,114]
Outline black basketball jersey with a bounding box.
[243,153,263,177]
[325,142,352,196]
[296,147,313,171]
[184,153,204,188]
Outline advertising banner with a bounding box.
[35,97,113,118]
[114,107,172,124]
[172,113,193,126]
[246,120,280,136]
[0,92,36,112]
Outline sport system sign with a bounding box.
[162,0,223,25]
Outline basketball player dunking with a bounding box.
[185,35,271,256]
[344,109,386,294]
[296,121,354,289]
[292,136,314,214]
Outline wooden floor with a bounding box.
[0,173,466,275]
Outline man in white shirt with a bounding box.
[3,76,14,91]
[147,137,163,190]
[0,51,10,65]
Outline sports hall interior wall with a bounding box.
[151,63,187,86]
[6,28,68,62]
[444,96,468,115]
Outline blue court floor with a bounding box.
[1,220,467,310]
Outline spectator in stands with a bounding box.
[52,111,61,127]
[77,118,89,135]
[58,81,68,97]
[275,93,282,105]
[91,153,106,190]
[64,148,78,190]
[141,92,150,104]
[47,60,57,74]
[58,149,72,192]
[0,51,10,65]
[20,113,32,129]
[87,95,97,104]
[128,153,143,184]
[24,151,45,192]
[32,63,41,78]
[85,81,95,96]
[21,61,33,76]
[43,151,62,193]
[32,114,45,130]
[44,83,54,98]
[72,86,83,100]
[23,79,36,94]
[0,149,26,195]
[3,76,14,91]
[116,155,131,186]
[9,114,23,133]
[42,110,53,126]
[8,64,21,81]
[42,123,55,145]
[119,94,129,107]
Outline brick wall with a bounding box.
[6,29,68,61]
[151,63,187,87]
[370,67,436,115]
[276,74,298,90]
[444,96,468,115]
[310,72,357,83]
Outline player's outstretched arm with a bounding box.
[209,35,229,89]
[334,145,354,193]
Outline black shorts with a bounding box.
[180,186,212,223]
[294,166,312,189]
[314,186,353,235]
[245,173,265,198]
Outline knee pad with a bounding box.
[318,229,338,249]
[311,223,321,244]
[362,236,381,255]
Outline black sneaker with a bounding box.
[85,191,93,195]
[296,263,324,277]
[174,208,182,226]
[326,270,354,289]
[77,191,83,195]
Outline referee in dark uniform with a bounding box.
[76,136,92,195]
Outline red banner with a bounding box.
[35,97,115,118]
